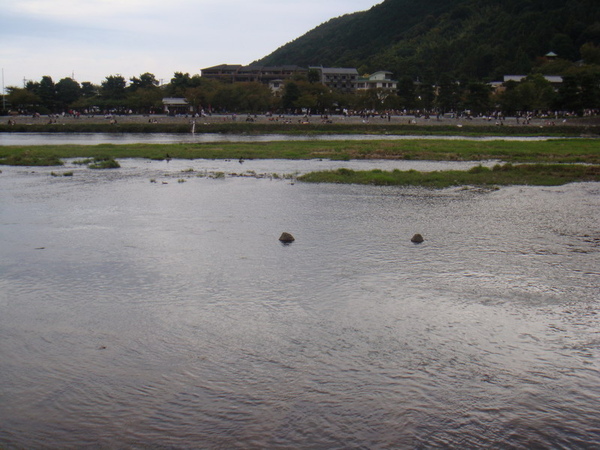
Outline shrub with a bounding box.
[88,157,120,169]
[468,165,490,174]
[73,159,93,165]
[336,168,355,176]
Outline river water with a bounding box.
[1,158,599,448]
[0,132,561,145]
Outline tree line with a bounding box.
[3,63,600,117]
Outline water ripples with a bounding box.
[1,166,599,448]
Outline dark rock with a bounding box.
[279,232,295,243]
[411,233,424,243]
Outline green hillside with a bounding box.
[255,0,600,82]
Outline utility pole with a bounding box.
[2,68,5,111]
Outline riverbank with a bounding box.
[2,113,600,137]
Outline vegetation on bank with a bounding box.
[1,139,599,167]
[298,164,600,188]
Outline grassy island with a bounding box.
[2,138,599,164]
[1,138,599,187]
[298,164,600,188]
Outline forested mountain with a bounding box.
[254,0,600,82]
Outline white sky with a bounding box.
[1,0,381,90]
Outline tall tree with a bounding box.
[127,88,163,114]
[6,87,41,112]
[56,77,81,110]
[308,69,321,84]
[80,82,98,98]
[464,82,492,115]
[182,78,221,111]
[396,76,417,110]
[580,42,600,65]
[282,82,301,110]
[38,76,57,111]
[436,76,462,113]
[129,73,159,92]
[515,74,557,111]
[168,72,192,97]
[416,82,435,110]
[101,75,127,100]
[557,75,582,112]
[498,80,522,114]
[579,71,600,109]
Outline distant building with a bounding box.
[310,66,359,93]
[163,97,190,115]
[503,75,563,85]
[490,75,564,94]
[356,71,398,91]
[201,64,307,84]
[238,65,307,84]
[202,64,400,95]
[200,65,243,83]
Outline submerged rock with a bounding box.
[279,232,295,243]
[411,233,424,243]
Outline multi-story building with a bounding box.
[199,65,243,83]
[201,65,307,84]
[310,66,359,93]
[201,64,398,95]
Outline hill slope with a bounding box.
[254,0,600,81]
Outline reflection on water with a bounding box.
[0,132,564,145]
[0,161,599,448]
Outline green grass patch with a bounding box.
[88,156,120,169]
[0,139,600,165]
[0,150,63,166]
[1,139,599,166]
[72,158,93,165]
[298,164,600,188]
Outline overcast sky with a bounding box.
[1,0,381,90]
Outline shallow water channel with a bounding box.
[0,132,560,145]
[1,159,599,448]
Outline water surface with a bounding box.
[0,132,563,145]
[1,162,599,448]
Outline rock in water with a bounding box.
[279,232,295,243]
[411,233,424,243]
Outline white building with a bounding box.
[356,71,398,91]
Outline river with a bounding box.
[0,132,562,145]
[0,159,599,448]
